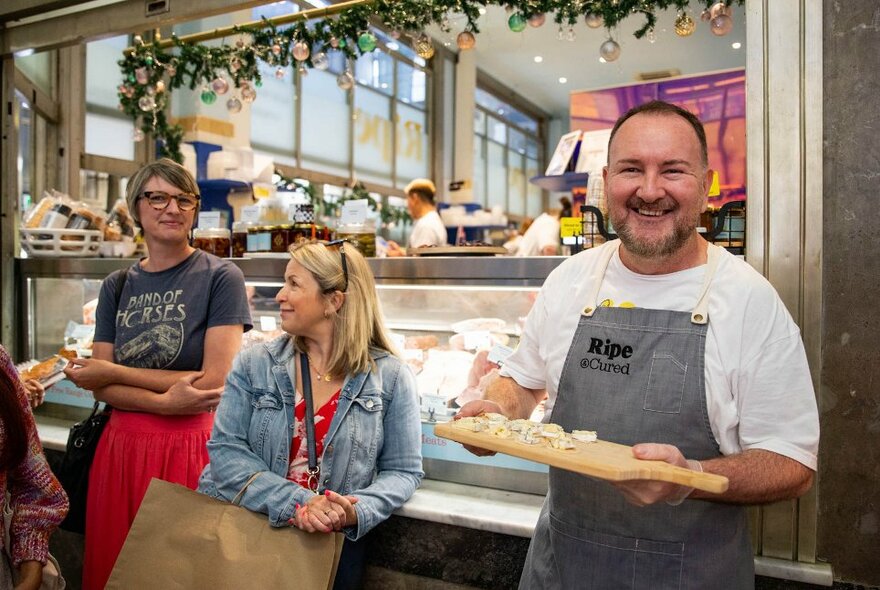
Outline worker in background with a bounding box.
[386,179,447,256]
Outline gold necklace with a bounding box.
[306,353,332,382]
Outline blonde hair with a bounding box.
[125,158,200,228]
[287,241,398,376]
[404,178,436,204]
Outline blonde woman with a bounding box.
[199,240,422,589]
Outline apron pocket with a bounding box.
[549,513,684,590]
[644,352,687,414]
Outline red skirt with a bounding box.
[82,410,213,590]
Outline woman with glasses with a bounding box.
[64,158,253,590]
[198,241,422,589]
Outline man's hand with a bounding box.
[611,443,701,507]
[63,358,119,390]
[454,400,505,457]
[160,373,222,415]
[385,240,406,257]
[22,379,45,408]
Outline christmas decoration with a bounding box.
[117,0,745,162]
[599,38,621,61]
[292,41,310,61]
[508,13,527,32]
[674,12,696,36]
[313,51,330,70]
[211,77,230,95]
[413,33,435,59]
[456,31,476,50]
[227,97,243,113]
[337,70,355,90]
[357,31,378,52]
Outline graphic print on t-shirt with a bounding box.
[115,288,187,369]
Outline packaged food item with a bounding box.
[23,193,59,228]
[247,225,271,253]
[106,198,136,238]
[192,227,231,257]
[231,221,250,257]
[336,219,376,257]
[40,202,73,229]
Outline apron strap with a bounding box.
[690,243,722,324]
[581,241,620,317]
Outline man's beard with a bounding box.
[610,199,700,259]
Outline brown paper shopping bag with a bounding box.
[106,477,344,589]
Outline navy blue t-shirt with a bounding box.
[94,250,252,370]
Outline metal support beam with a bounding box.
[1,57,19,356]
[0,0,278,57]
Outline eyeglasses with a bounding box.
[139,191,200,212]
[323,239,349,293]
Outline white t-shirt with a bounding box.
[408,210,447,248]
[517,213,560,256]
[501,241,819,470]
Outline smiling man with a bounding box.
[457,101,820,589]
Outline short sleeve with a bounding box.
[207,261,253,332]
[499,288,549,391]
[93,269,126,343]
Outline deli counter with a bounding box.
[15,255,564,496]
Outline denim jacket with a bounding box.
[198,335,423,540]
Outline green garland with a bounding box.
[118,0,743,162]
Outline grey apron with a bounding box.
[520,243,753,590]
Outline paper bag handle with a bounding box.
[232,472,262,506]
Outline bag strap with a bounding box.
[299,352,319,493]
[231,473,262,506]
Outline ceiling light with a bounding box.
[534,55,543,63]
[731,42,742,49]
[558,77,567,84]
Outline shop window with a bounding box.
[250,64,296,158]
[507,149,526,217]
[396,101,428,187]
[396,60,427,109]
[354,86,393,186]
[486,142,506,211]
[85,35,135,161]
[473,135,487,204]
[354,51,394,97]
[300,68,351,178]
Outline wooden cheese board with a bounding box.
[433,421,729,494]
[407,245,508,257]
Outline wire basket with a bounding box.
[21,227,103,257]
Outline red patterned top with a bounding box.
[0,346,69,567]
[286,390,340,488]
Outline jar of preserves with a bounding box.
[270,225,289,253]
[192,227,231,257]
[232,221,249,258]
[336,219,376,257]
[247,225,272,253]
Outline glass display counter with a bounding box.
[15,255,565,494]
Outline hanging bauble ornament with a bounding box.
[710,13,734,36]
[255,79,263,87]
[226,97,243,113]
[646,29,657,44]
[133,35,143,46]
[585,13,603,29]
[390,30,401,40]
[166,62,177,77]
[155,80,166,93]
[200,88,217,105]
[275,67,286,80]
[508,13,527,33]
[271,42,282,56]
[138,95,156,111]
[236,39,245,48]
[504,5,513,13]
[701,9,712,22]
[145,85,156,96]
[144,55,154,66]
[330,36,340,49]
[123,85,134,98]
[528,13,546,28]
[336,70,354,90]
[710,2,727,19]
[440,15,451,33]
[230,57,242,73]
[135,67,150,85]
[211,77,229,95]
[566,26,576,42]
[312,51,330,70]
[414,34,435,59]
[557,25,565,41]
[599,39,621,62]
[457,31,476,50]
[357,32,377,52]
[674,13,696,37]
[241,86,257,103]
[292,41,310,61]
[132,127,145,142]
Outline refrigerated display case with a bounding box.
[15,255,564,494]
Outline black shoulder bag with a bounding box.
[57,268,127,533]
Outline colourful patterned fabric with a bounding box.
[0,346,69,567]
[287,390,340,488]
